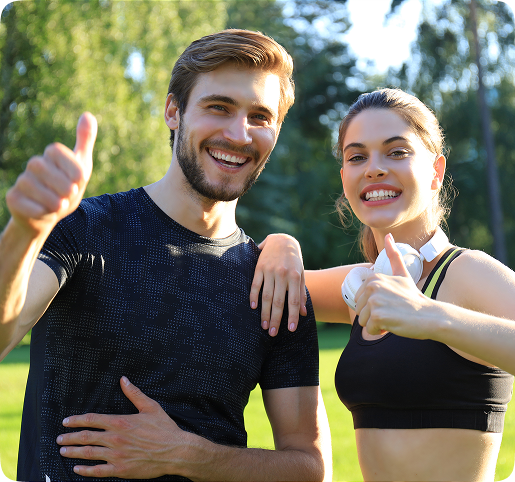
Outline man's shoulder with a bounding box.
[79,188,144,213]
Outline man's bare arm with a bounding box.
[58,380,332,481]
[0,113,96,359]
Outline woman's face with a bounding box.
[340,108,444,237]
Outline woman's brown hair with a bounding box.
[335,88,452,262]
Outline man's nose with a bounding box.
[223,115,252,145]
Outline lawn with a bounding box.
[1,325,514,481]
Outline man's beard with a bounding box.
[175,123,268,202]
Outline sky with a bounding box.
[343,0,515,73]
[60,0,432,80]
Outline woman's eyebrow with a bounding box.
[343,142,365,153]
[383,136,410,145]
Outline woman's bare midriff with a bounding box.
[355,427,502,481]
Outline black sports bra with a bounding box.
[334,247,514,432]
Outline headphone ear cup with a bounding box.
[374,243,423,284]
[341,267,373,310]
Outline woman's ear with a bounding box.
[340,167,346,198]
[164,94,180,130]
[432,155,446,190]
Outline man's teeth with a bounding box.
[209,149,247,165]
[365,190,400,201]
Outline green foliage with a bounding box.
[0,0,227,227]
[228,0,365,268]
[386,0,515,268]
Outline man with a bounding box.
[0,30,331,481]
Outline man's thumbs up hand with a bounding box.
[6,112,97,237]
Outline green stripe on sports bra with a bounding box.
[423,247,462,298]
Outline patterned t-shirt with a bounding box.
[17,188,319,482]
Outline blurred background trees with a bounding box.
[1,0,514,269]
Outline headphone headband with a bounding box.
[419,226,448,262]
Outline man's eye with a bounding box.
[252,114,269,122]
[210,105,226,112]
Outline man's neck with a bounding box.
[144,169,238,240]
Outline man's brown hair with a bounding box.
[168,29,295,147]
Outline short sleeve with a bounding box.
[259,291,319,390]
[38,208,87,288]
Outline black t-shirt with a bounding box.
[18,188,319,482]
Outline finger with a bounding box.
[25,154,78,200]
[249,269,263,311]
[285,269,303,332]
[73,112,97,166]
[300,270,307,317]
[384,233,410,278]
[256,236,268,250]
[62,413,114,430]
[268,272,287,337]
[260,274,274,331]
[59,444,108,461]
[72,463,115,478]
[120,376,160,413]
[12,169,64,215]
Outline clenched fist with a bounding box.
[6,112,97,237]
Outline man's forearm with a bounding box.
[177,433,327,482]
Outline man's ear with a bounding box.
[165,94,180,130]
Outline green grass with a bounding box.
[1,326,514,481]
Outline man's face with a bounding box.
[166,64,282,202]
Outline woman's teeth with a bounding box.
[365,190,400,201]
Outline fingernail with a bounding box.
[63,418,69,426]
[251,301,256,309]
[270,327,277,336]
[57,436,63,444]
[122,376,130,386]
[289,323,295,331]
[262,320,268,329]
[60,447,66,454]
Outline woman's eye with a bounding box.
[210,105,226,112]
[347,154,366,163]
[390,149,409,158]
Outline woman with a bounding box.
[252,88,515,481]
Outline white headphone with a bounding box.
[341,227,449,310]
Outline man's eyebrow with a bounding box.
[199,94,237,106]
[199,94,276,119]
[343,136,410,153]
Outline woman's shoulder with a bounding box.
[448,247,513,277]
[441,247,515,314]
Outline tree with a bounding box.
[227,0,364,269]
[0,0,226,227]
[385,0,515,268]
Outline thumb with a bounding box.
[384,233,410,278]
[120,376,158,413]
[73,112,97,167]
